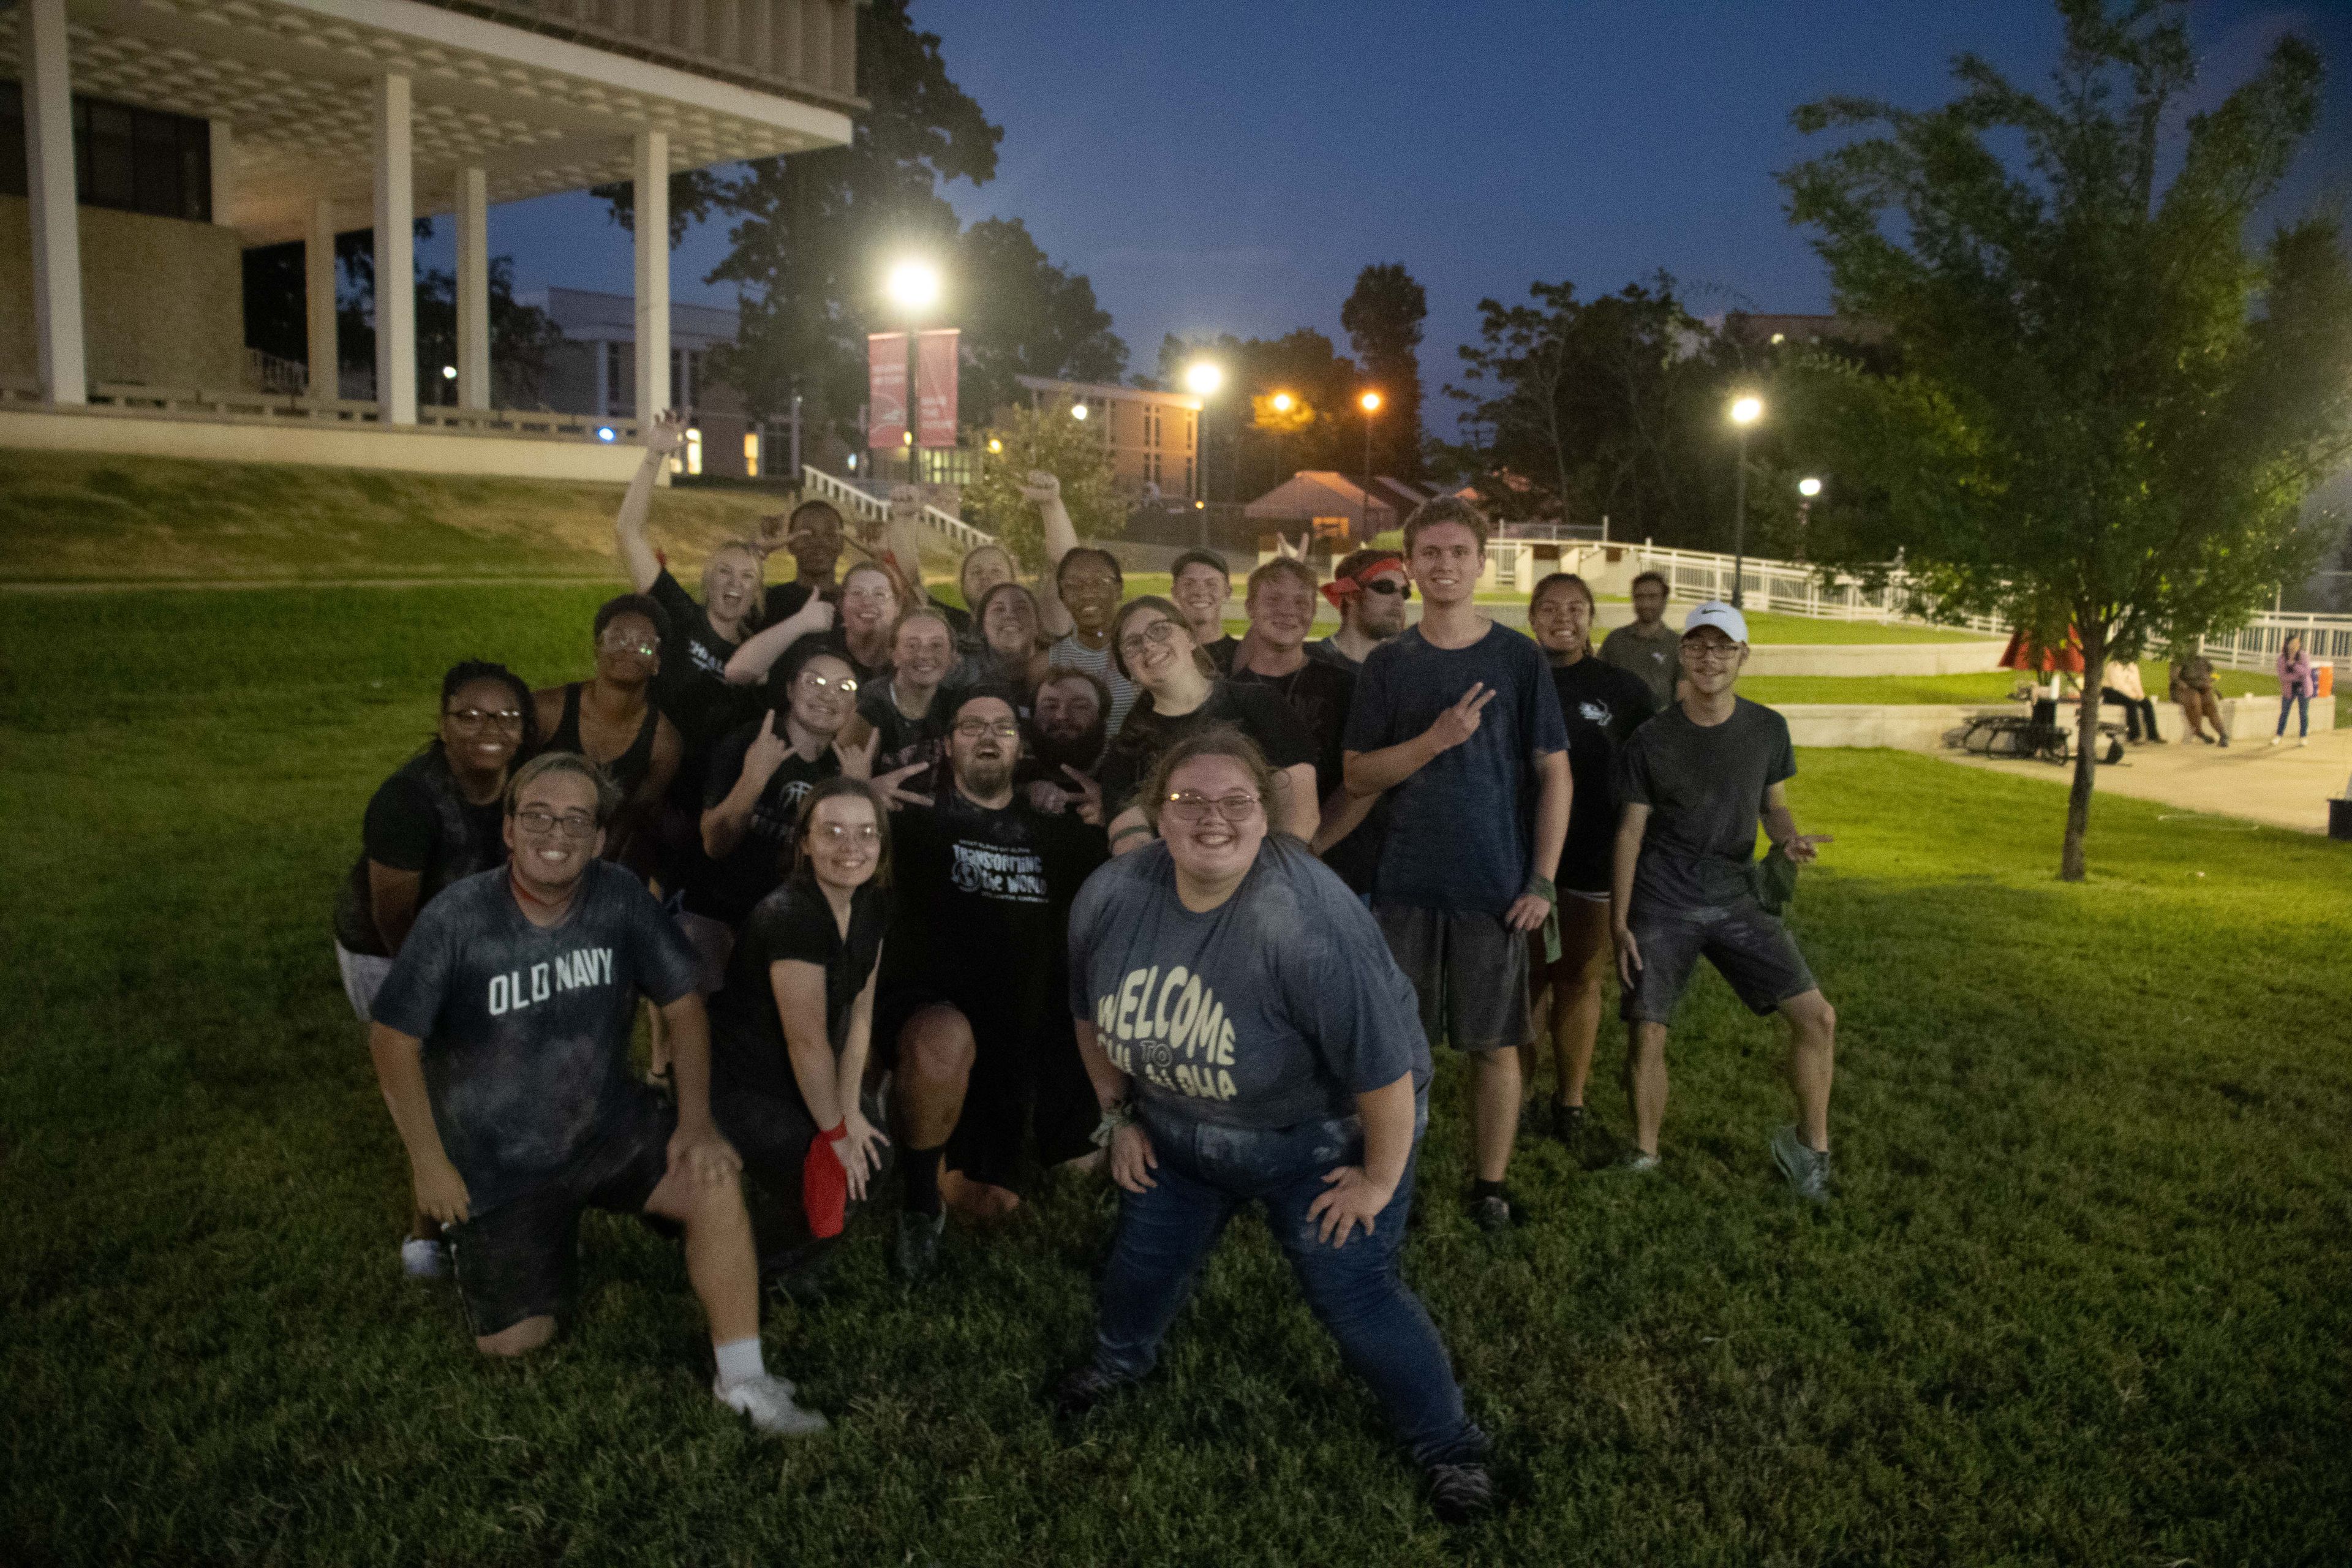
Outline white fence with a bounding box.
[801,465,996,554]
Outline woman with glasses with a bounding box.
[837,607,959,788]
[1095,596,1319,854]
[333,658,540,1278]
[1055,729,1492,1523]
[532,594,684,870]
[708,777,894,1297]
[726,562,902,692]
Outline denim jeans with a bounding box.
[1090,1095,1486,1468]
[2278,693,2310,737]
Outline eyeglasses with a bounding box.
[1682,642,1743,663]
[842,586,895,604]
[800,673,859,695]
[446,707,524,730]
[812,823,880,845]
[597,630,658,655]
[952,718,1022,740]
[1163,791,1263,824]
[514,805,597,839]
[1118,619,1180,661]
[1360,578,1411,599]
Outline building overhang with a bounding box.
[0,0,857,244]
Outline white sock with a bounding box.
[714,1336,766,1390]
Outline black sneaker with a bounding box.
[1054,1363,1125,1420]
[893,1210,945,1282]
[1549,1101,1587,1150]
[1427,1461,1494,1523]
[1464,1188,1526,1232]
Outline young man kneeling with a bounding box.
[367,752,826,1435]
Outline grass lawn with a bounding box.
[6,585,2351,1564]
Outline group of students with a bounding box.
[333,418,1840,1521]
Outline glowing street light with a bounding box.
[1359,390,1382,414]
[1070,401,1089,421]
[1798,475,1822,498]
[1727,393,1765,606]
[884,259,941,312]
[1795,475,1822,562]
[1730,394,1763,426]
[1183,361,1224,398]
[1357,390,1383,535]
[1270,391,1294,414]
[987,437,1003,454]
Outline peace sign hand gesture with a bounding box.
[1423,682,1496,754]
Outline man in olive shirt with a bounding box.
[1599,570,1682,710]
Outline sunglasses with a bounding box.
[1359,578,1411,599]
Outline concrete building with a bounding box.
[1,0,857,481]
[1016,375,1202,502]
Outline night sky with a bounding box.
[461,1,2351,423]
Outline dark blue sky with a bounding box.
[465,1,2350,412]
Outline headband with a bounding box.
[1320,554,1405,611]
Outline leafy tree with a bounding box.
[1781,0,2352,880]
[956,217,1127,421]
[1340,263,1428,478]
[962,399,1121,568]
[1159,328,1363,499]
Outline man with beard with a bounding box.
[1310,549,1412,671]
[1021,668,1112,805]
[876,688,1107,1279]
[1599,571,1681,712]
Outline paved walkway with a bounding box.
[1934,726,2352,835]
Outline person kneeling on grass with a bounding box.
[1055,729,1493,1524]
[365,751,826,1437]
[1608,601,1839,1202]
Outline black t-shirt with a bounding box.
[1547,655,1660,895]
[649,568,752,762]
[333,745,507,956]
[1096,681,1317,820]
[1616,696,1795,910]
[368,861,701,1214]
[1204,635,1240,674]
[690,723,842,925]
[1227,655,1355,800]
[882,790,1107,1031]
[855,682,951,782]
[709,878,888,1104]
[933,595,986,658]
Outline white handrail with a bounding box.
[800,466,997,555]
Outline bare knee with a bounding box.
[905,1006,976,1084]
[476,1314,556,1358]
[1632,1023,1669,1062]
[1784,992,1836,1040]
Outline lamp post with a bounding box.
[1359,390,1382,539]
[1728,393,1763,606]
[1796,475,1822,562]
[884,258,941,486]
[1185,360,1224,546]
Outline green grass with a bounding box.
[6,584,2352,1564]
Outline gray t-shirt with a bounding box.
[1615,696,1795,910]
[1048,633,1137,739]
[1066,840,1431,1129]
[1600,619,1683,710]
[370,861,701,1215]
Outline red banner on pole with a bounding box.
[915,328,959,449]
[867,332,908,449]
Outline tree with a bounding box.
[956,217,1128,421]
[1159,328,1362,500]
[962,399,1121,568]
[1781,0,2352,880]
[1340,263,1428,478]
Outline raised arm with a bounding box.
[1022,471,1080,638]
[722,595,834,685]
[1343,683,1496,796]
[614,412,690,593]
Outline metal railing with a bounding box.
[246,347,309,396]
[801,466,996,554]
[0,379,638,443]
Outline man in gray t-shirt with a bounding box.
[1607,601,1841,1204]
[1599,570,1683,710]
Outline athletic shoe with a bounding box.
[400,1237,449,1280]
[2218,734,2231,747]
[713,1373,828,1438]
[1770,1125,1833,1204]
[2298,737,2309,747]
[1603,1150,1660,1177]
[1427,1461,1496,1523]
[1465,1188,1526,1232]
[1054,1363,1125,1419]
[1550,1101,1587,1150]
[893,1210,945,1283]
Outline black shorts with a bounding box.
[1620,896,1817,1026]
[1374,904,1530,1054]
[876,987,1098,1188]
[445,1088,676,1338]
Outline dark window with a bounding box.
[2,80,209,221]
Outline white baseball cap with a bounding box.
[1682,600,1749,643]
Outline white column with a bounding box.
[208,121,235,224]
[22,0,86,405]
[633,128,671,422]
[372,72,417,426]
[306,198,338,399]
[454,165,490,410]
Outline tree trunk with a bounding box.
[2060,641,2104,882]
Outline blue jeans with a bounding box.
[1090,1096,1486,1468]
[2278,693,2310,737]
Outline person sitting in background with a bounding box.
[334,658,538,1280]
[2170,652,2229,747]
[1229,557,1375,865]
[533,594,683,870]
[1600,570,1681,711]
[952,581,1053,703]
[1311,549,1411,671]
[2098,656,2162,745]
[2274,633,2316,747]
[1026,470,1139,736]
[726,561,900,692]
[707,778,893,1303]
[837,607,959,786]
[1055,730,1492,1524]
[1096,595,1320,853]
[1169,548,1238,672]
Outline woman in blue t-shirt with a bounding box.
[1056,730,1492,1523]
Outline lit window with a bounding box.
[742,432,761,478]
[685,428,703,476]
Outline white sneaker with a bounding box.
[2268,736,2280,747]
[2299,737,2309,747]
[400,1237,448,1280]
[715,1373,828,1437]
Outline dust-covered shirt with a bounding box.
[369,861,701,1215]
[1615,696,1794,910]
[1067,840,1430,1129]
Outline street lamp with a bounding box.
[1728,394,1763,606]
[1796,475,1821,560]
[1183,361,1224,539]
[883,258,942,483]
[1070,401,1089,421]
[1270,391,1293,413]
[1358,390,1382,538]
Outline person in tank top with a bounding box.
[532,593,683,874]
